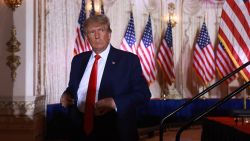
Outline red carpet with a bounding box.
[201,116,250,141]
[207,117,250,135]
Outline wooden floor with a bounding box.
[139,125,202,141]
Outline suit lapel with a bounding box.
[98,46,118,99]
[76,52,91,88]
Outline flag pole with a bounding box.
[244,90,247,110]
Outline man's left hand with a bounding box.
[95,98,116,116]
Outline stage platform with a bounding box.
[46,98,250,140]
[136,98,250,127]
[201,117,250,141]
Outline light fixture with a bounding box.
[167,2,177,27]
[4,0,23,81]
[4,0,23,11]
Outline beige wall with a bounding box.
[0,0,13,96]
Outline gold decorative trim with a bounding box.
[0,96,45,141]
[167,2,177,27]
[4,0,23,11]
[4,0,23,81]
[0,95,46,116]
[6,26,21,82]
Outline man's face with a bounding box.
[86,23,111,54]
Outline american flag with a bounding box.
[137,15,156,84]
[120,13,137,54]
[193,22,215,85]
[74,0,91,55]
[218,0,250,81]
[157,21,175,84]
[216,41,237,83]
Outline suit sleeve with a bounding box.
[62,54,84,102]
[113,54,151,115]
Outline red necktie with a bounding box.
[84,54,101,135]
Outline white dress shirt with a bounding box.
[77,45,110,113]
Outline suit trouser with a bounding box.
[67,107,119,141]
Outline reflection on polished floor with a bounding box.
[139,125,202,141]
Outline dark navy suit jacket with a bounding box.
[64,46,151,141]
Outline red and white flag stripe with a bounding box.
[218,0,250,81]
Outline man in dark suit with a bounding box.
[60,14,151,141]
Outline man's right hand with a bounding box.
[60,92,74,108]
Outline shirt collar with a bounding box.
[91,44,110,60]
